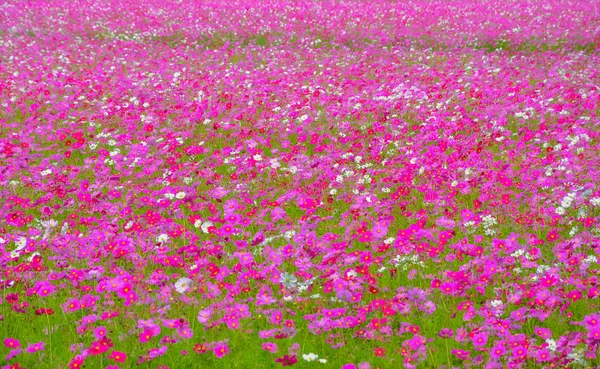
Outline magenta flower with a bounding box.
[438,328,453,338]
[4,338,20,348]
[5,348,22,361]
[26,342,45,353]
[108,351,127,363]
[472,332,488,347]
[94,326,107,339]
[535,348,551,362]
[213,342,229,358]
[261,342,278,353]
[451,349,470,360]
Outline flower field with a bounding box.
[1,0,600,368]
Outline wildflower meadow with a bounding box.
[1,0,600,368]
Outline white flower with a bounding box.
[164,193,175,199]
[175,191,186,199]
[511,249,525,257]
[569,226,579,237]
[302,353,319,362]
[590,197,600,206]
[183,177,192,184]
[253,154,263,161]
[175,277,193,294]
[107,139,117,146]
[288,166,297,174]
[10,250,20,258]
[194,219,202,228]
[0,237,5,244]
[15,236,27,250]
[561,197,573,208]
[270,159,280,169]
[40,169,52,176]
[201,221,213,234]
[318,358,327,363]
[490,300,503,308]
[555,207,565,215]
[41,219,58,228]
[329,189,337,195]
[451,180,458,187]
[156,234,169,243]
[584,255,598,264]
[280,272,298,289]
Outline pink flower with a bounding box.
[139,328,154,343]
[176,326,194,339]
[261,342,278,353]
[26,342,45,353]
[5,348,22,361]
[4,338,20,348]
[472,332,488,347]
[451,349,470,360]
[536,348,551,362]
[94,326,107,339]
[108,351,127,363]
[213,342,229,358]
[534,326,552,339]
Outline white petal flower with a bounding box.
[175,277,193,294]
[15,236,27,250]
[302,353,319,362]
[201,221,213,234]
[156,234,169,243]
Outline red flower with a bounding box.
[374,347,386,357]
[275,355,298,366]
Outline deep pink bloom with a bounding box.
[26,342,45,353]
[4,338,20,348]
[213,342,229,358]
[108,351,127,363]
[261,342,278,353]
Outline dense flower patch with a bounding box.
[1,0,600,368]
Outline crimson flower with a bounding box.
[275,354,298,366]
